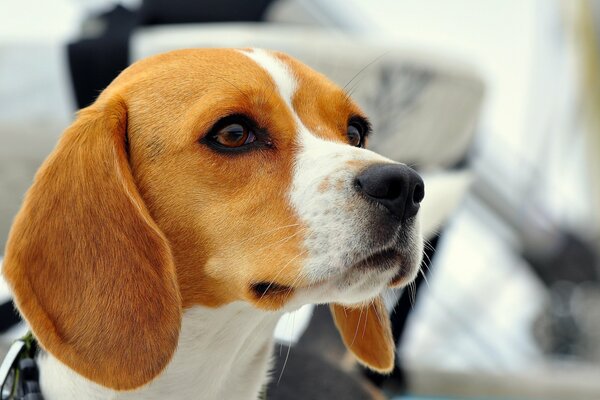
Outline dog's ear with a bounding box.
[330,296,395,373]
[3,96,182,390]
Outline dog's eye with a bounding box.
[347,116,371,148]
[347,123,364,147]
[213,123,256,148]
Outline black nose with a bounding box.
[355,163,424,221]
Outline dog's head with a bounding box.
[3,49,423,390]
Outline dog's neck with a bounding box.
[37,302,283,400]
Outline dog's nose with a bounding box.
[356,163,424,221]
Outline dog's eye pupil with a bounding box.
[214,123,255,148]
[347,124,363,147]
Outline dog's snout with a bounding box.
[355,164,424,221]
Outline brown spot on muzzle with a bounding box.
[318,177,331,193]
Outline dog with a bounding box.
[2,48,424,400]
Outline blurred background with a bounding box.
[1,0,599,399]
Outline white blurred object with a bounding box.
[0,259,10,304]
[274,305,314,345]
[420,171,473,239]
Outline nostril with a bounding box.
[413,182,425,204]
[354,177,363,192]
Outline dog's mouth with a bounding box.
[349,246,421,288]
[349,248,403,272]
[249,280,300,310]
[250,281,292,298]
[350,248,415,288]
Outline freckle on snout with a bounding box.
[345,159,366,170]
[318,177,331,193]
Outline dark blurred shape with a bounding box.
[533,279,600,360]
[524,230,600,285]
[296,305,347,365]
[526,230,600,360]
[268,345,374,400]
[68,5,138,108]
[522,226,600,361]
[0,300,20,333]
[473,165,600,359]
[140,0,274,25]
[68,0,277,108]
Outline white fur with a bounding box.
[39,303,282,400]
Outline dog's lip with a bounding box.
[348,247,403,272]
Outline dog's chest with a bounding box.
[38,303,282,400]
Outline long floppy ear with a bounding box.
[330,296,395,373]
[2,96,181,390]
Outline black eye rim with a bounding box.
[347,116,372,148]
[200,113,273,154]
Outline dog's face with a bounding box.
[126,49,423,309]
[3,49,423,391]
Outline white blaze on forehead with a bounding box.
[238,49,297,108]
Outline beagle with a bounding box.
[2,48,424,400]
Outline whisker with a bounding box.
[423,238,438,253]
[277,312,296,384]
[342,52,389,92]
[350,306,364,347]
[238,223,302,245]
[254,227,308,253]
[362,303,370,339]
[277,268,307,300]
[258,249,308,301]
[419,268,430,288]
[205,73,251,103]
[408,281,417,309]
[373,298,384,326]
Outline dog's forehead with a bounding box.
[120,49,359,133]
[114,48,345,100]
[238,49,362,140]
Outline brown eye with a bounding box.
[214,123,256,148]
[347,123,363,147]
